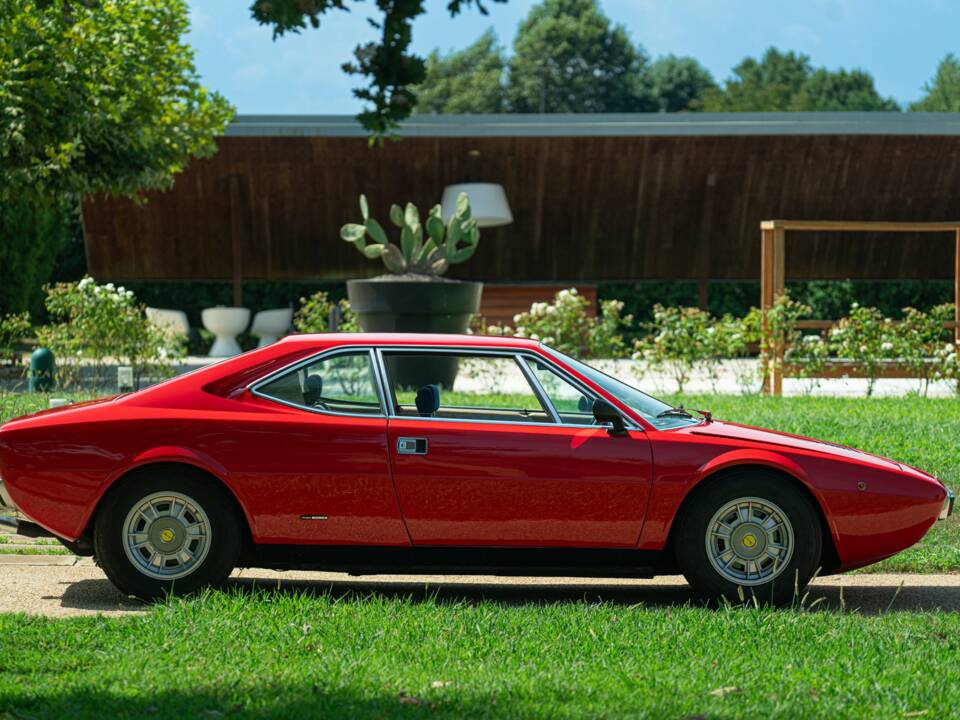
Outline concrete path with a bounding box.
[1,556,959,617]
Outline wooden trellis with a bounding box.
[760,220,960,396]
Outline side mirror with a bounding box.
[593,398,627,436]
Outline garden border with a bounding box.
[760,220,960,396]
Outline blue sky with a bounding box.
[187,0,960,114]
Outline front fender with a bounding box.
[638,447,840,554]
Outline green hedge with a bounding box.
[600,279,955,340]
[0,196,69,317]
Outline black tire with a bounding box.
[674,470,822,606]
[93,467,242,601]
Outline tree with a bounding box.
[910,54,960,111]
[698,47,897,112]
[644,55,715,113]
[252,0,506,138]
[0,0,232,314]
[794,69,898,111]
[1,0,234,200]
[698,48,812,111]
[506,0,653,113]
[414,30,506,114]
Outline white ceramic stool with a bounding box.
[201,307,250,357]
[250,308,294,347]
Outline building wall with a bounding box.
[82,133,960,283]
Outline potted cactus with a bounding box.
[341,192,483,387]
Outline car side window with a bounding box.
[527,358,595,425]
[382,352,553,424]
[256,351,382,416]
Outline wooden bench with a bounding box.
[477,284,597,327]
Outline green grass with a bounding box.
[0,545,71,555]
[2,589,960,719]
[1,391,957,572]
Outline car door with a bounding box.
[243,348,409,545]
[381,348,653,547]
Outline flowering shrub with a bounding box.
[710,313,763,394]
[0,311,30,359]
[932,340,959,392]
[633,305,713,393]
[294,291,359,333]
[480,289,632,359]
[828,304,900,397]
[745,293,812,392]
[895,305,953,395]
[36,277,182,388]
[785,333,830,394]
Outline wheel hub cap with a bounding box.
[122,491,211,580]
[705,496,794,586]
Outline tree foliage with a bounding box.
[0,0,234,200]
[414,30,506,114]
[910,54,960,111]
[0,196,69,316]
[644,55,716,113]
[698,47,897,112]
[251,0,506,138]
[505,0,653,113]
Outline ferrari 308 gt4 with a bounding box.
[0,334,952,603]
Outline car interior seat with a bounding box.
[303,374,325,408]
[415,384,440,417]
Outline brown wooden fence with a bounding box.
[83,133,960,290]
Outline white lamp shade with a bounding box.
[441,183,513,228]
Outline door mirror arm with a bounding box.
[592,398,628,436]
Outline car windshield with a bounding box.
[543,346,701,430]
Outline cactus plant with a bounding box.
[340,192,480,276]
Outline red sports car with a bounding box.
[0,334,952,603]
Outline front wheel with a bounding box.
[93,468,241,600]
[674,471,822,605]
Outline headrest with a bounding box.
[577,395,593,413]
[415,384,440,417]
[303,374,323,406]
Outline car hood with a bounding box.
[687,420,902,471]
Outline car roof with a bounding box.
[277,333,542,350]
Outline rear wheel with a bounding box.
[93,468,241,600]
[674,471,822,605]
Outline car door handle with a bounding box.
[397,437,428,455]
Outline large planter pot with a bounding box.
[347,277,483,389]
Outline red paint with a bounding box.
[0,333,948,574]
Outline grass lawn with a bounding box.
[1,391,957,570]
[2,589,960,719]
[2,391,959,718]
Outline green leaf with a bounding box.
[361,244,384,259]
[389,204,405,228]
[448,245,477,264]
[446,217,462,245]
[416,238,438,264]
[400,226,416,262]
[365,218,389,246]
[426,215,445,244]
[341,223,367,242]
[359,194,369,222]
[381,243,407,273]
[404,202,420,227]
[455,192,471,220]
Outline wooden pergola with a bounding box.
[760,220,960,396]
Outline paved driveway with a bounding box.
[2,556,960,617]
